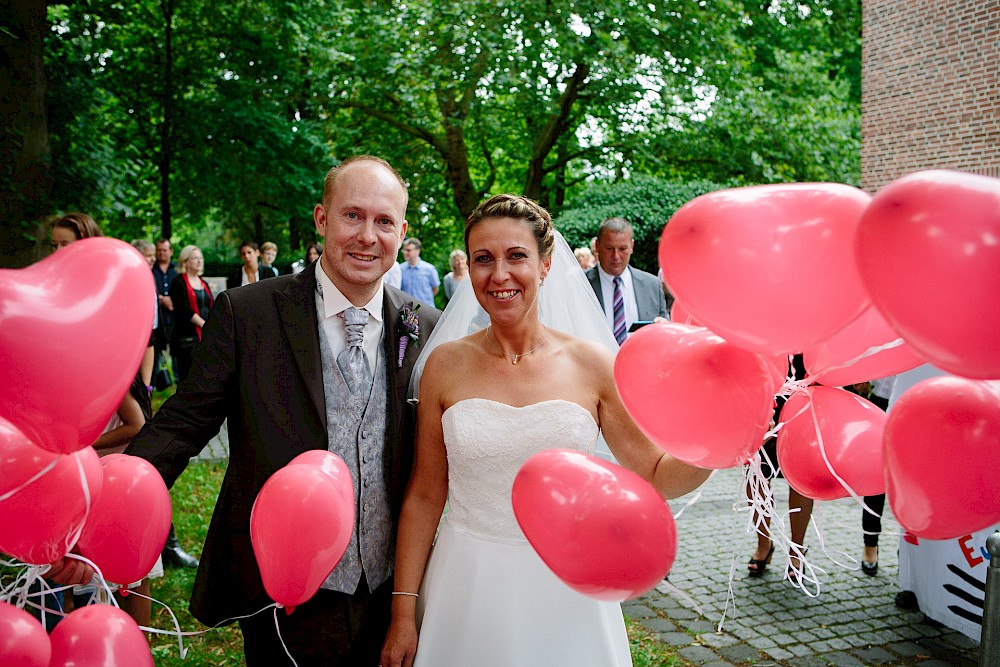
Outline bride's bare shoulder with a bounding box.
[550,329,614,365]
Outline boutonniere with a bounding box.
[396,303,421,368]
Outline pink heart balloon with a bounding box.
[250,463,355,612]
[77,454,172,585]
[49,605,153,667]
[0,417,103,565]
[615,322,775,469]
[885,377,1000,539]
[512,449,676,601]
[804,305,925,387]
[660,183,872,355]
[856,170,1000,379]
[0,237,155,453]
[776,386,887,500]
[0,601,51,667]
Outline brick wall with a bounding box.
[861,0,1000,193]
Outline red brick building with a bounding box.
[861,1,1000,193]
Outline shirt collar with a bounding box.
[597,264,632,288]
[316,265,385,323]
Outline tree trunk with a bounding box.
[0,0,51,267]
[158,0,175,240]
[442,122,481,219]
[523,63,589,203]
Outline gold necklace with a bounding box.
[485,326,547,365]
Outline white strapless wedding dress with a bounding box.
[413,398,633,667]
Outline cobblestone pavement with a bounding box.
[628,466,982,666]
[194,425,982,666]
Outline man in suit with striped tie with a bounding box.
[585,217,668,345]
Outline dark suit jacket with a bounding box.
[226,265,278,290]
[585,265,669,322]
[125,263,440,626]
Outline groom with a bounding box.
[124,156,440,665]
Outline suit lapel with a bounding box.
[273,264,326,425]
[383,288,416,414]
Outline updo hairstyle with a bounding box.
[464,194,555,260]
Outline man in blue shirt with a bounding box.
[399,237,440,304]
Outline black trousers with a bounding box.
[239,577,391,667]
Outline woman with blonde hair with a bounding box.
[441,249,468,302]
[168,245,214,382]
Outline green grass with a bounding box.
[627,617,693,667]
[148,459,244,666]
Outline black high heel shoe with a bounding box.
[787,547,809,584]
[747,544,775,577]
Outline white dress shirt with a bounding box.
[597,265,639,334]
[315,266,384,377]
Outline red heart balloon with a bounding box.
[885,377,1000,539]
[615,322,775,469]
[512,449,676,601]
[777,386,887,500]
[804,305,925,387]
[0,238,156,453]
[0,417,103,565]
[660,183,872,354]
[855,170,1000,379]
[49,605,152,667]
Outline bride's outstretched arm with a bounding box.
[382,351,450,667]
[595,347,711,499]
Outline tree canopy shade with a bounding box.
[2,0,860,270]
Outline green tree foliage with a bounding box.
[9,0,860,271]
[46,0,332,252]
[322,0,745,226]
[631,1,861,185]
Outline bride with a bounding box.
[381,194,710,667]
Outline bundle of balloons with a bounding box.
[616,169,999,541]
[0,238,359,663]
[0,238,168,665]
[509,169,999,604]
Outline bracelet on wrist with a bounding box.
[391,591,419,598]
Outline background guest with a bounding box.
[49,211,102,249]
[152,238,179,386]
[261,241,280,275]
[399,237,440,304]
[169,245,214,383]
[441,249,468,302]
[227,240,277,289]
[291,242,323,274]
[574,246,596,270]
[585,217,668,344]
[747,355,814,582]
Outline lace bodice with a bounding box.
[441,398,599,540]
